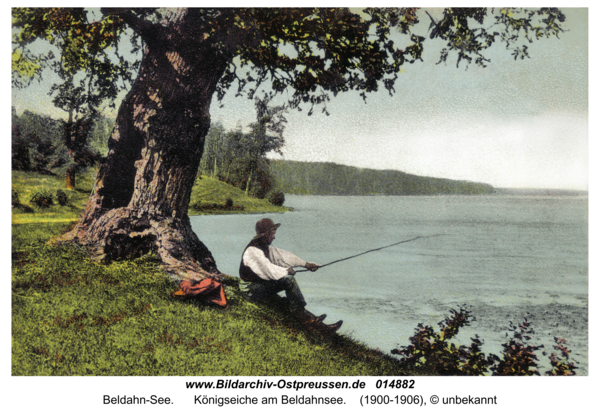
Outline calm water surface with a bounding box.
[191,194,588,374]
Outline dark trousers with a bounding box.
[241,276,307,313]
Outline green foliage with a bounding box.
[12,8,134,90]
[214,8,424,108]
[12,223,409,376]
[12,111,65,173]
[12,7,130,178]
[11,48,41,82]
[14,110,65,142]
[30,190,54,208]
[13,8,565,120]
[427,8,565,68]
[12,118,32,171]
[270,160,495,195]
[199,123,275,197]
[12,109,113,174]
[200,98,286,198]
[86,116,115,156]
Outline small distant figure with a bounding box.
[239,218,342,334]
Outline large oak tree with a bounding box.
[12,7,565,282]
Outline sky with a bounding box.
[10,6,590,190]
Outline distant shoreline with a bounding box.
[494,188,588,197]
[270,160,495,196]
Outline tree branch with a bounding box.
[100,8,156,41]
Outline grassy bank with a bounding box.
[11,170,97,224]
[11,169,412,375]
[12,222,413,376]
[11,169,289,225]
[188,175,289,215]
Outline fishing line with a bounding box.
[295,234,446,272]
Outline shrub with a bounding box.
[392,307,575,376]
[56,189,68,206]
[251,167,274,199]
[268,191,285,206]
[12,189,20,206]
[491,314,543,376]
[12,140,31,171]
[30,190,54,209]
[225,197,233,208]
[391,306,497,375]
[544,337,578,376]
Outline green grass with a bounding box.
[12,222,413,376]
[188,175,289,215]
[11,170,95,224]
[11,169,411,376]
[11,170,289,224]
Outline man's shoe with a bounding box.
[301,314,327,326]
[295,309,327,326]
[319,320,343,335]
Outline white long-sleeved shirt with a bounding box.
[242,246,306,281]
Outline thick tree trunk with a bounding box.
[53,11,232,281]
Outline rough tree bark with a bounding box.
[53,10,234,281]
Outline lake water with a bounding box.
[190,194,589,375]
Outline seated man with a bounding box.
[239,218,342,334]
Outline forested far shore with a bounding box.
[269,160,495,196]
[12,108,495,197]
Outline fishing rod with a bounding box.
[295,234,446,272]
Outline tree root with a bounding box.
[50,208,221,282]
